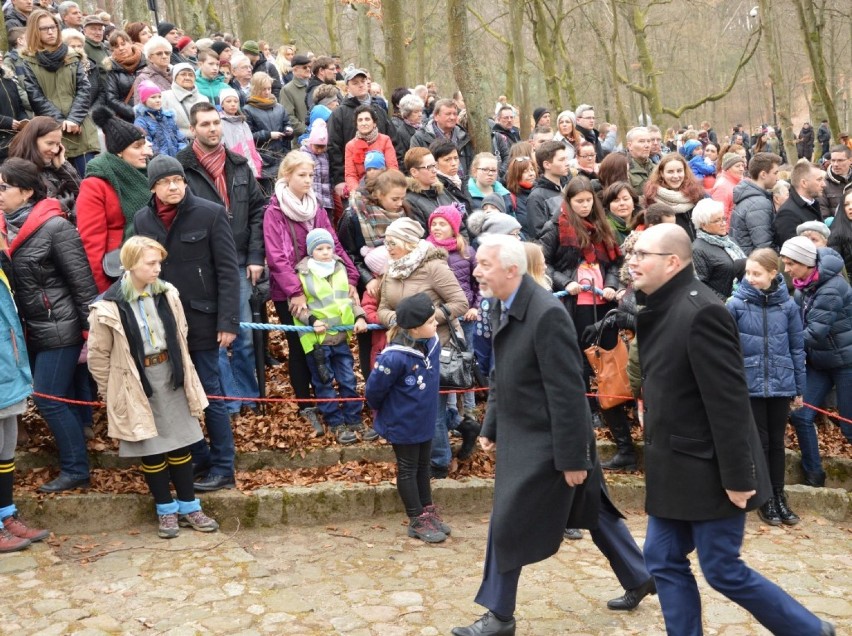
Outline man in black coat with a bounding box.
[452,235,653,636]
[177,101,267,424]
[630,224,834,636]
[134,155,241,493]
[774,160,826,245]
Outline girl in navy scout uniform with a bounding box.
[365,292,449,543]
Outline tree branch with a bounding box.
[467,5,510,45]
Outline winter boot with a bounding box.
[456,416,481,460]
[407,512,447,543]
[757,496,782,526]
[774,487,800,526]
[423,503,451,535]
[601,408,637,471]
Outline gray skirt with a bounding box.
[118,359,204,457]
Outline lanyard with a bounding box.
[137,295,158,349]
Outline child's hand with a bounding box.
[464,308,479,321]
[353,317,368,334]
[313,321,327,334]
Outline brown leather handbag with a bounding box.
[584,310,632,409]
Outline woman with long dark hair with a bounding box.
[828,190,852,273]
[102,30,146,122]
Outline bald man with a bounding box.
[629,224,834,636]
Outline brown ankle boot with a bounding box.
[2,514,50,542]
[0,528,31,553]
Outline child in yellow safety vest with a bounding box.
[293,228,380,445]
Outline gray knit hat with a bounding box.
[385,217,424,245]
[722,152,746,171]
[481,193,507,214]
[796,220,830,240]
[780,236,817,267]
[481,213,522,236]
[147,154,186,189]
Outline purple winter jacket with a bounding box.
[264,195,358,301]
[446,246,480,309]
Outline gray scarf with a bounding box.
[696,229,746,262]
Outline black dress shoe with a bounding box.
[193,474,236,492]
[607,577,656,611]
[192,463,209,481]
[451,611,516,636]
[802,470,826,487]
[38,474,90,493]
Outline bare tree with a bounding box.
[381,0,407,90]
[447,0,490,153]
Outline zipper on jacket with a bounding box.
[42,290,52,319]
[762,299,769,397]
[197,267,209,296]
[10,328,18,363]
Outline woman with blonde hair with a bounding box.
[264,151,359,435]
[553,110,582,160]
[244,71,293,194]
[88,236,219,539]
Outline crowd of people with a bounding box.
[0,9,848,564]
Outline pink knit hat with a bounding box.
[307,119,328,145]
[363,245,389,276]
[428,205,462,237]
[138,80,162,105]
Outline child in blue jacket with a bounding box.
[682,139,716,182]
[365,292,449,543]
[134,80,187,158]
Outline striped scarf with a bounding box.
[192,140,230,213]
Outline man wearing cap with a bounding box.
[327,66,403,192]
[818,145,852,220]
[158,22,187,66]
[57,1,82,30]
[730,152,782,255]
[627,223,836,636]
[161,62,210,140]
[279,53,311,137]
[82,14,109,65]
[177,101,267,425]
[241,40,281,100]
[134,153,241,493]
[774,160,826,245]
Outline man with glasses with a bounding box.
[491,105,520,180]
[630,223,835,636]
[575,103,608,162]
[134,150,241,494]
[306,56,341,110]
[818,145,852,219]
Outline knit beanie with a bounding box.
[796,220,830,240]
[157,22,176,37]
[385,217,424,245]
[481,213,522,236]
[722,153,746,172]
[241,40,260,55]
[171,62,195,81]
[363,245,389,276]
[218,87,240,104]
[682,139,702,158]
[780,236,817,268]
[138,80,161,105]
[481,193,507,214]
[395,292,434,329]
[307,119,328,145]
[533,107,549,125]
[210,41,230,56]
[428,205,461,236]
[92,106,145,155]
[306,228,334,256]
[176,36,192,51]
[364,150,386,170]
[147,154,186,189]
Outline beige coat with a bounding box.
[378,246,469,345]
[87,284,208,442]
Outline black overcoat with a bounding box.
[482,275,600,573]
[636,265,771,521]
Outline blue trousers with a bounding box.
[218,271,259,413]
[474,491,649,617]
[304,341,362,427]
[644,514,823,636]
[189,348,235,478]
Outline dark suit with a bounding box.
[475,275,648,616]
[636,264,823,635]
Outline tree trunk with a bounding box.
[758,0,798,163]
[792,0,841,141]
[415,0,425,84]
[181,0,205,38]
[446,0,489,155]
[205,0,222,35]
[279,0,292,45]
[356,3,374,77]
[381,0,406,90]
[527,0,562,112]
[238,0,259,41]
[325,0,339,55]
[122,0,149,24]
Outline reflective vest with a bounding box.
[295,262,355,353]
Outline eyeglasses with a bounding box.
[384,238,401,249]
[149,50,170,56]
[478,168,498,174]
[708,217,726,225]
[0,183,19,192]
[38,24,58,32]
[417,164,437,172]
[156,177,185,188]
[631,250,673,262]
[578,154,596,159]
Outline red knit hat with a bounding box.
[428,205,462,237]
[177,36,192,51]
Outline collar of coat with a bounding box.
[406,176,445,196]
[636,264,697,310]
[493,275,536,327]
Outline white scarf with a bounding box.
[653,186,696,214]
[307,258,336,278]
[275,179,318,223]
[438,170,462,189]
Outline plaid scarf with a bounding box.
[192,140,230,213]
[351,192,402,248]
[558,203,620,265]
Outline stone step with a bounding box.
[15,475,850,535]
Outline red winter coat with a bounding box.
[360,286,387,367]
[76,177,126,293]
[344,134,398,192]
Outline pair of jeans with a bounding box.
[69,152,95,178]
[458,318,476,415]
[32,344,89,479]
[788,365,852,475]
[430,392,451,469]
[304,341,362,427]
[218,270,259,413]
[189,348,235,478]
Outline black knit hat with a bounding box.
[533,107,549,125]
[210,40,230,56]
[157,21,176,37]
[147,155,186,189]
[92,106,145,155]
[395,293,434,330]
